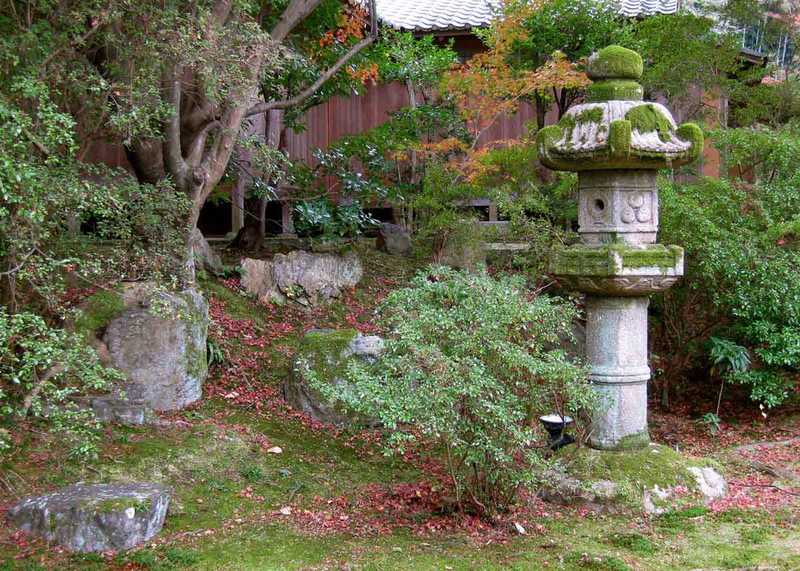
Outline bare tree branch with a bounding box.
[185,120,220,168]
[245,35,374,118]
[270,0,323,42]
[0,247,37,277]
[20,364,65,418]
[162,63,189,188]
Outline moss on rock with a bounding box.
[563,445,688,489]
[298,329,359,381]
[74,289,125,341]
[286,328,378,427]
[587,46,643,80]
[552,443,719,508]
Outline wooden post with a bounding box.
[281,198,295,236]
[231,181,244,234]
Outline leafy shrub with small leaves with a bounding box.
[658,123,800,408]
[293,198,377,243]
[305,267,593,516]
[0,310,123,458]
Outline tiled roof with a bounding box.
[374,0,502,32]
[618,0,679,17]
[373,0,681,33]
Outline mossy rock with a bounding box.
[73,289,126,342]
[551,243,684,277]
[540,444,725,513]
[103,286,210,411]
[7,483,170,553]
[587,46,643,80]
[285,328,383,427]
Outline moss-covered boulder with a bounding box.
[284,328,383,426]
[101,286,209,411]
[72,283,209,413]
[73,289,127,343]
[539,444,726,514]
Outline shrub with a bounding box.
[0,310,122,458]
[293,198,377,243]
[657,128,800,409]
[305,267,593,516]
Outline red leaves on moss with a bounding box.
[285,482,560,543]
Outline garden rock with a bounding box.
[89,396,150,425]
[240,258,278,303]
[103,286,209,411]
[284,328,383,426]
[439,238,486,271]
[539,445,726,513]
[688,466,727,502]
[7,483,170,553]
[538,472,622,513]
[189,228,223,275]
[240,250,363,305]
[376,223,412,255]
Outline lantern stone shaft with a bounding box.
[537,46,703,450]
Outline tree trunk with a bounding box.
[534,92,547,131]
[125,139,166,184]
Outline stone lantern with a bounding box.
[537,46,703,451]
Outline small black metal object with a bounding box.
[540,414,575,450]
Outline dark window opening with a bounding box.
[264,201,284,236]
[363,207,395,223]
[198,199,232,237]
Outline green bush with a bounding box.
[304,267,593,516]
[657,124,800,408]
[293,198,377,243]
[0,310,122,457]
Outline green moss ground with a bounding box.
[1,245,798,570]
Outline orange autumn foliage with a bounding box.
[441,0,589,143]
[319,4,369,48]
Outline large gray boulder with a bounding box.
[284,328,383,426]
[189,228,223,275]
[376,223,412,256]
[240,250,363,306]
[8,483,170,553]
[103,286,209,411]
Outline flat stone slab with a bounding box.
[7,483,170,552]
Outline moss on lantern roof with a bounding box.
[587,45,643,81]
[676,122,704,163]
[586,79,643,103]
[550,243,684,277]
[625,104,673,142]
